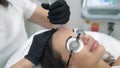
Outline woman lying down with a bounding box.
[5,27,120,68]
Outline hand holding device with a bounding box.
[41,0,70,24]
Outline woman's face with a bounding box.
[52,27,105,68]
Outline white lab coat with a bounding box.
[5,30,120,68]
[0,0,37,67]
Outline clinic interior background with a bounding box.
[25,0,120,40]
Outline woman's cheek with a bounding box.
[73,47,92,62]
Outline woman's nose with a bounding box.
[79,35,89,45]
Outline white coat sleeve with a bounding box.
[23,0,37,19]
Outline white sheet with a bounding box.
[5,30,120,68]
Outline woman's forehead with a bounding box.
[52,28,74,52]
[54,28,73,38]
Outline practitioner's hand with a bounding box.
[25,29,56,65]
[41,0,70,24]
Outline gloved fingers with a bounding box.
[49,12,70,24]
[49,0,66,10]
[49,6,67,15]
[41,3,50,10]
[25,35,44,65]
[50,17,68,24]
[25,29,57,65]
[44,0,70,24]
[48,11,67,20]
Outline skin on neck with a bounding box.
[69,59,110,68]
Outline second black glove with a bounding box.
[25,29,57,65]
[41,0,70,24]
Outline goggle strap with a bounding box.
[76,33,81,40]
[66,50,73,68]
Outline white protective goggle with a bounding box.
[66,28,86,53]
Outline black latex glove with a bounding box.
[41,0,70,24]
[25,29,56,65]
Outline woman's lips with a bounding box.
[90,41,98,51]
